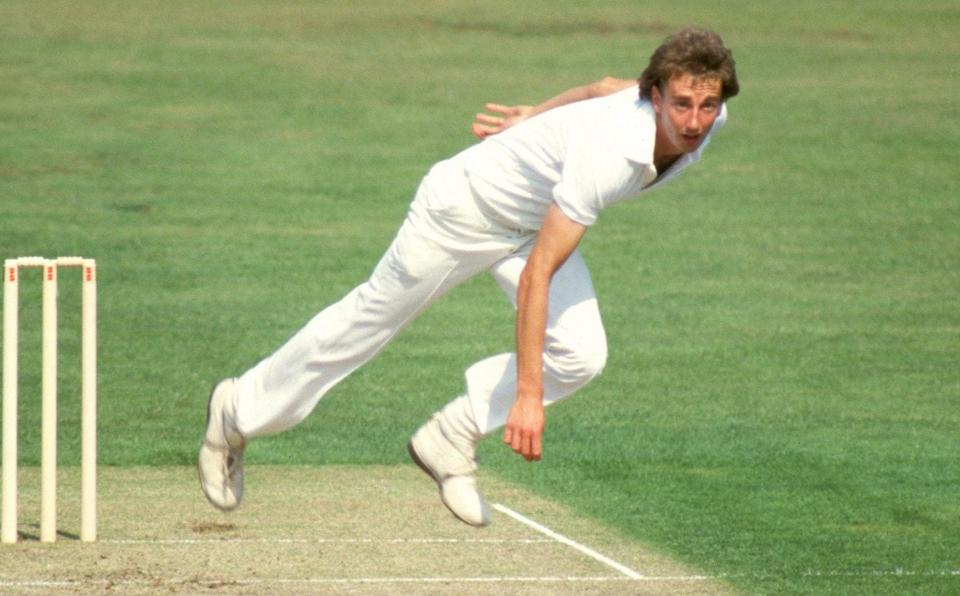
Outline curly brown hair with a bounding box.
[639,28,739,101]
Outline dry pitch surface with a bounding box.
[1,466,735,594]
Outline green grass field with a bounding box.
[2,1,958,593]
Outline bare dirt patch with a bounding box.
[0,466,736,594]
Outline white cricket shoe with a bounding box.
[198,378,246,511]
[408,415,490,527]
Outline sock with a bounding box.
[437,394,483,459]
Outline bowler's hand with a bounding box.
[503,398,544,461]
[472,104,534,139]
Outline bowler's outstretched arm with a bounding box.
[504,203,587,461]
[472,76,636,138]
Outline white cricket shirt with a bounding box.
[460,85,727,231]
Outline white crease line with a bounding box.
[492,502,644,579]
[102,537,553,545]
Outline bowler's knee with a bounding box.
[543,331,607,387]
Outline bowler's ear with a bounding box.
[650,84,663,115]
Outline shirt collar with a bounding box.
[621,98,657,165]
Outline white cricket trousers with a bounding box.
[234,157,608,439]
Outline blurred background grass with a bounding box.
[1,1,958,593]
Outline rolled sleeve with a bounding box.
[552,141,650,227]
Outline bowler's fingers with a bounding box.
[475,112,506,126]
[503,426,542,462]
[472,123,495,139]
[472,104,532,138]
[484,103,517,116]
[472,112,507,138]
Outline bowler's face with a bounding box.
[651,74,723,158]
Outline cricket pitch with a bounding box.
[0,465,735,594]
